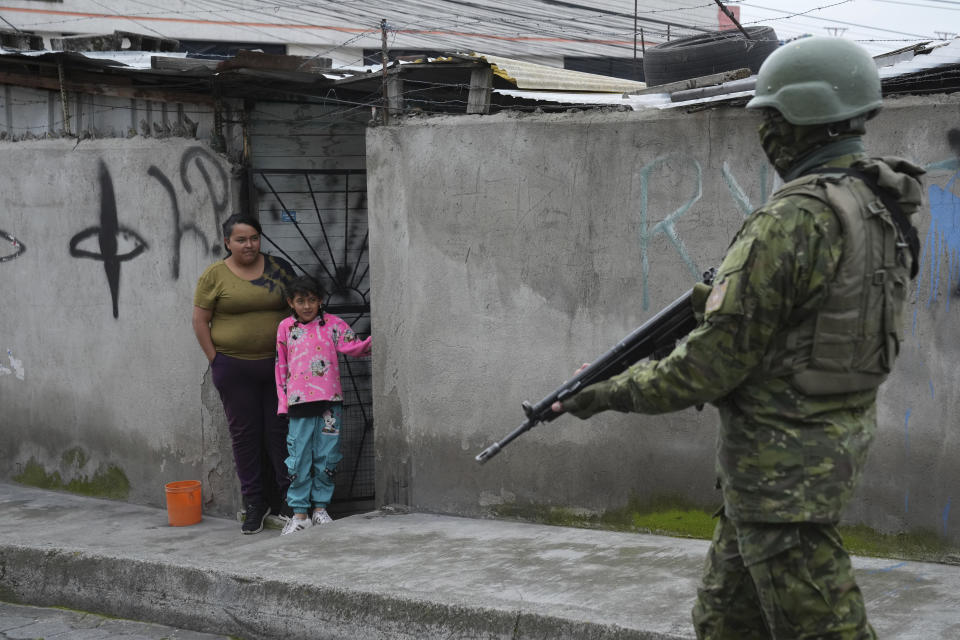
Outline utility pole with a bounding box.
[825,27,848,37]
[713,0,751,39]
[380,18,389,125]
[935,31,957,40]
[57,61,71,136]
[633,0,638,80]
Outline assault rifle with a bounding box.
[475,269,715,465]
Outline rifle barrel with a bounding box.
[475,280,707,465]
[475,418,534,464]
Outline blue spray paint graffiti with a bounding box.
[636,155,703,310]
[916,172,960,312]
[721,161,774,218]
[915,134,960,325]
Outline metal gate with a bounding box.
[249,168,373,505]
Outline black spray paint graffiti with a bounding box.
[180,146,229,216]
[149,146,230,278]
[149,166,209,280]
[69,160,149,319]
[0,230,25,262]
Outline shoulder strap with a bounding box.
[801,167,920,279]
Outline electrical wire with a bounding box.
[875,0,960,10]
[0,0,713,58]
[737,1,934,39]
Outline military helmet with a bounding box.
[746,36,881,125]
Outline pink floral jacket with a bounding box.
[275,313,372,415]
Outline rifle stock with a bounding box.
[475,272,713,465]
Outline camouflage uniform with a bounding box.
[564,143,924,638]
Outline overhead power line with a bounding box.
[738,1,933,39]
[875,0,960,10]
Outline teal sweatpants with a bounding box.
[284,402,343,513]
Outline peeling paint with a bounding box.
[0,349,24,380]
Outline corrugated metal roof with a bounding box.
[493,38,960,110]
[470,52,645,92]
[2,36,958,116]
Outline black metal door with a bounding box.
[250,168,373,504]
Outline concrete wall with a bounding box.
[367,95,960,543]
[0,137,242,515]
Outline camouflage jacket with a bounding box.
[565,152,925,524]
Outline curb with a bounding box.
[0,544,680,640]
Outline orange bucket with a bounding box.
[165,480,202,526]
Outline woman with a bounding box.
[192,214,296,534]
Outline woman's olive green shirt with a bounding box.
[193,254,296,360]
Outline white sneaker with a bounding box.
[281,516,312,535]
[312,508,333,525]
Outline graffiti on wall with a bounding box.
[635,155,703,310]
[636,141,960,315]
[915,129,960,314]
[1,230,25,262]
[150,146,229,279]
[63,146,229,317]
[69,160,150,319]
[636,154,777,309]
[722,160,774,218]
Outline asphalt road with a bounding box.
[0,601,236,640]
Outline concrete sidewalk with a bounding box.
[1,483,958,640]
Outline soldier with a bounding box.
[553,37,925,639]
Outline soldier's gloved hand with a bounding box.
[551,362,591,414]
[551,380,614,420]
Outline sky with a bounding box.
[733,0,960,53]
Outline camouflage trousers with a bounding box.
[692,513,877,640]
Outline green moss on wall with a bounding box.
[492,494,960,564]
[0,584,20,604]
[839,524,960,564]
[61,447,89,469]
[14,457,130,500]
[13,460,64,490]
[492,493,715,538]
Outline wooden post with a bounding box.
[633,0,638,80]
[380,18,390,125]
[57,61,71,136]
[467,67,493,115]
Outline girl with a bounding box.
[275,276,372,535]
